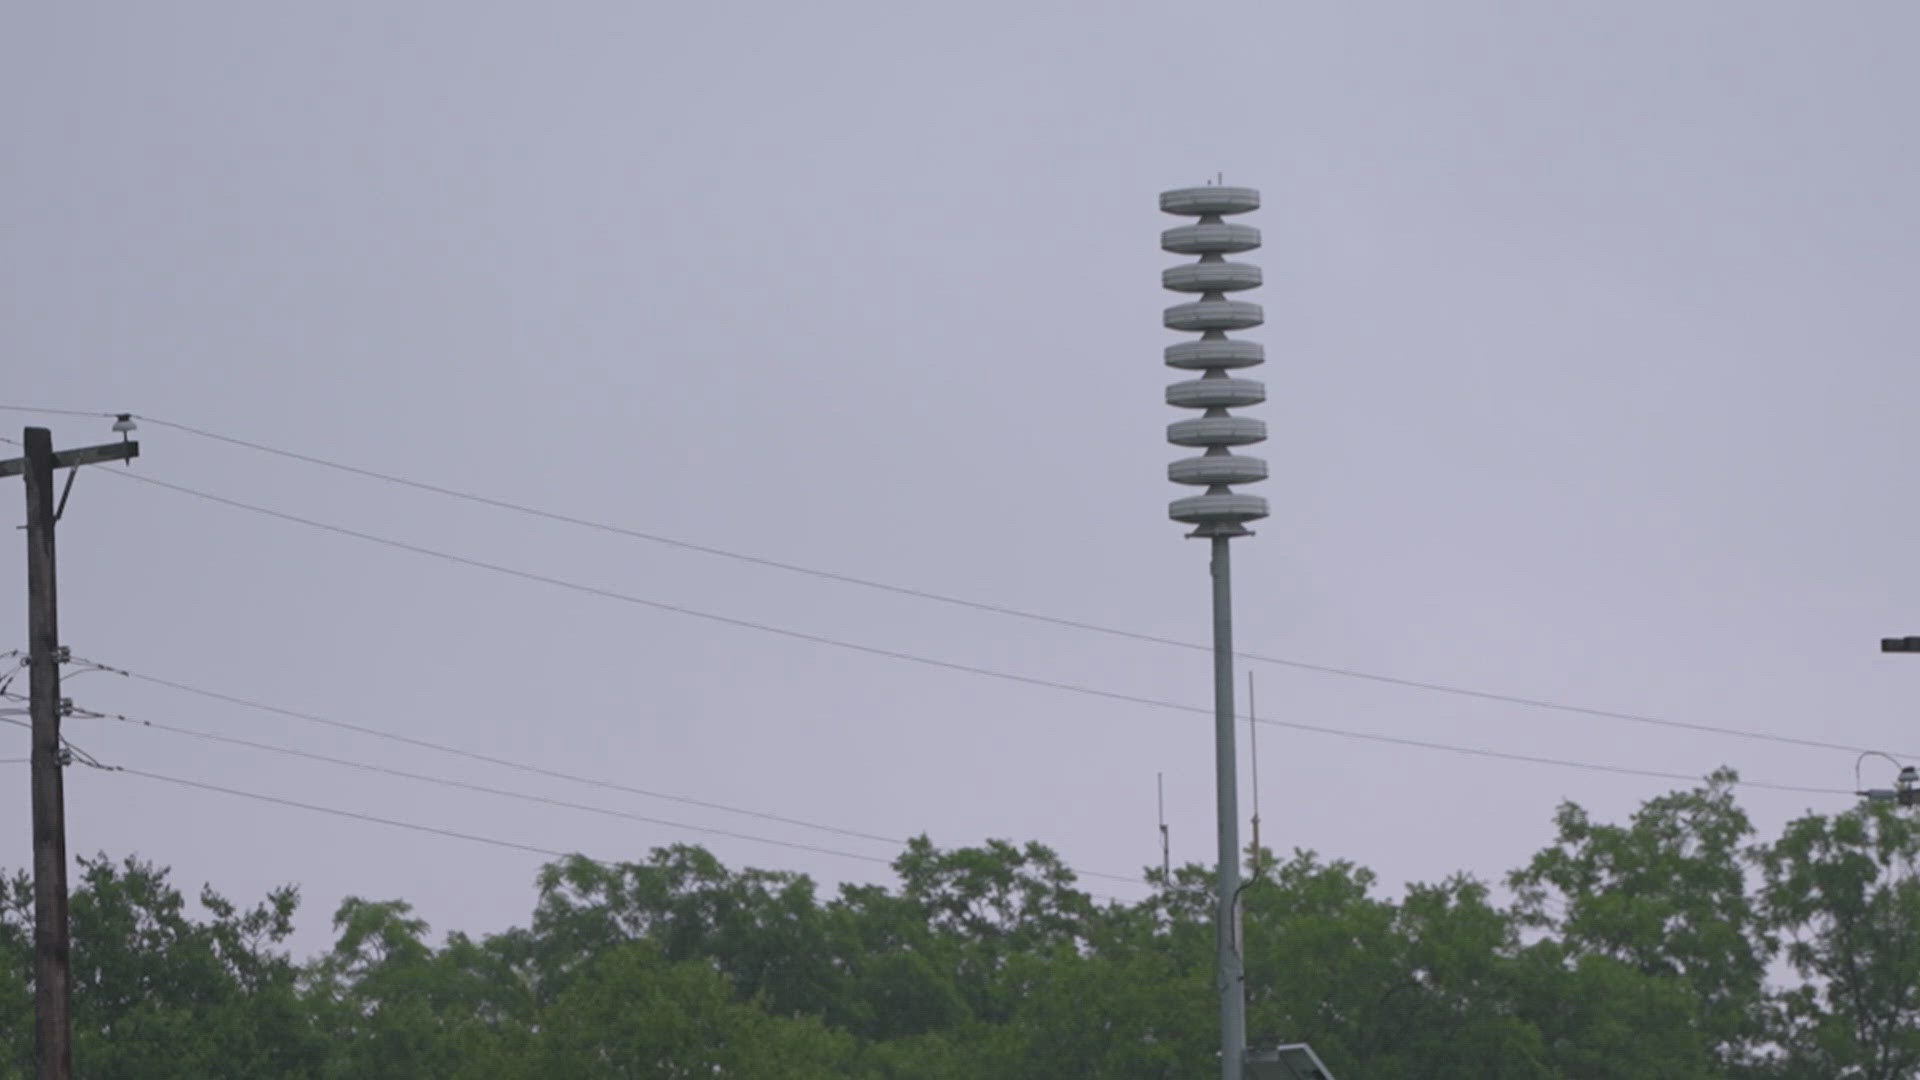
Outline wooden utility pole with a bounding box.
[3,425,138,1080]
[24,428,70,1080]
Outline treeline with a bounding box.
[4,771,1919,1078]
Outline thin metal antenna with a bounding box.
[1248,671,1262,875]
[1158,772,1171,881]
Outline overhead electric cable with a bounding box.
[2,406,1888,762]
[93,713,903,866]
[7,410,1868,796]
[110,766,1134,903]
[84,664,936,849]
[57,410,1888,761]
[77,660,1149,886]
[89,635,1848,825]
[121,766,573,858]
[105,470,1285,710]
[0,406,115,420]
[96,471,1860,796]
[97,706,1152,887]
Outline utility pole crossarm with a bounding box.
[0,440,138,478]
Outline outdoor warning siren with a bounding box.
[1162,185,1268,537]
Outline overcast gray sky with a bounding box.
[7,1,1920,956]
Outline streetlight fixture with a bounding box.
[1870,641,1918,805]
[1859,765,1919,807]
[1162,183,1267,1080]
[1246,1044,1338,1080]
[1853,750,1917,807]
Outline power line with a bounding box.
[6,411,1860,796]
[108,714,1150,896]
[0,406,115,420]
[121,766,573,859]
[87,412,1898,762]
[78,661,1150,887]
[88,656,1847,866]
[90,712,906,867]
[100,471,1861,795]
[3,405,1889,763]
[90,703,1842,912]
[110,766,1137,903]
[88,663,979,852]
[59,679,1842,932]
[83,664,902,847]
[107,470,1284,715]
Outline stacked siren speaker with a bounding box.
[1161,185,1268,537]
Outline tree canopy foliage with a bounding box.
[4,773,1917,1077]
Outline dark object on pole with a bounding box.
[5,426,138,1080]
[1882,637,1920,653]
[1157,772,1171,881]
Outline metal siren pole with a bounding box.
[1161,183,1267,1080]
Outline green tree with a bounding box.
[1509,944,1716,1079]
[890,837,1095,955]
[1243,855,1554,1078]
[983,943,1211,1078]
[1756,803,1920,1079]
[527,847,838,1015]
[0,856,324,1079]
[0,870,36,1078]
[19,779,1918,1078]
[819,881,971,1042]
[307,896,532,1079]
[517,938,855,1078]
[889,836,1097,1028]
[1508,769,1771,1071]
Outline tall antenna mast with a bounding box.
[1158,772,1171,881]
[1248,671,1262,876]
